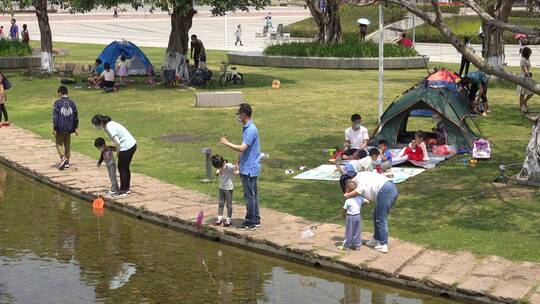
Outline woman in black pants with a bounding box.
[92,114,137,197]
[459,37,472,77]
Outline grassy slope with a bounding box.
[407,15,540,44]
[5,41,540,262]
[286,4,407,40]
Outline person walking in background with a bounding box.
[113,6,119,18]
[264,12,273,29]
[359,24,367,42]
[234,25,243,46]
[518,47,534,111]
[0,71,9,127]
[459,36,472,77]
[220,103,261,230]
[53,86,79,170]
[478,26,485,58]
[21,24,29,44]
[92,115,137,197]
[9,19,18,40]
[0,26,5,39]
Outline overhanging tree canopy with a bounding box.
[384,0,540,184]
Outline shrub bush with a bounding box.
[264,40,418,58]
[0,40,32,57]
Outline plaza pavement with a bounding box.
[1,124,540,304]
[1,7,537,67]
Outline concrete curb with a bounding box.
[227,51,429,70]
[0,55,41,69]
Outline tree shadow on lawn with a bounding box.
[80,72,297,93]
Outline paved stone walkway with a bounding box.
[0,125,539,304]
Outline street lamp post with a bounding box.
[378,2,384,123]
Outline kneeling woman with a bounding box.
[92,114,136,197]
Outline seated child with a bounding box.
[336,148,380,193]
[426,114,447,145]
[338,180,368,251]
[394,131,429,163]
[94,137,119,194]
[377,140,392,172]
[211,155,239,227]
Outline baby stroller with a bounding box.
[191,67,213,87]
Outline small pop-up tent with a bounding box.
[371,79,478,149]
[98,40,153,75]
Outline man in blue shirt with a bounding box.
[9,19,18,40]
[220,103,261,230]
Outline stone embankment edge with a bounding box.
[227,52,430,70]
[0,155,509,304]
[0,55,41,69]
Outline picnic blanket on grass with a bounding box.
[293,165,425,184]
[389,148,455,169]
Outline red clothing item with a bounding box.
[404,146,424,161]
[398,37,413,48]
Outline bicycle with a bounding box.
[219,62,244,86]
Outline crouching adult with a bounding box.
[343,171,398,253]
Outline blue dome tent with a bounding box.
[98,40,154,76]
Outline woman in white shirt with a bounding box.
[100,63,116,91]
[92,114,137,197]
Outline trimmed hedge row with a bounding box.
[264,39,418,58]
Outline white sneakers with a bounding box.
[366,239,388,253]
[374,244,388,253]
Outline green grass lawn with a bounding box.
[5,41,540,263]
[407,15,540,44]
[286,4,407,41]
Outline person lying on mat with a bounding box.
[343,113,369,160]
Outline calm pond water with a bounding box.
[0,165,459,304]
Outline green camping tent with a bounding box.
[372,84,478,149]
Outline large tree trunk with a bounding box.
[519,117,540,184]
[483,0,512,67]
[163,4,196,72]
[33,0,54,72]
[305,0,326,43]
[324,0,342,44]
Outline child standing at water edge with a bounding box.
[212,155,239,227]
[94,137,119,194]
[339,180,367,251]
